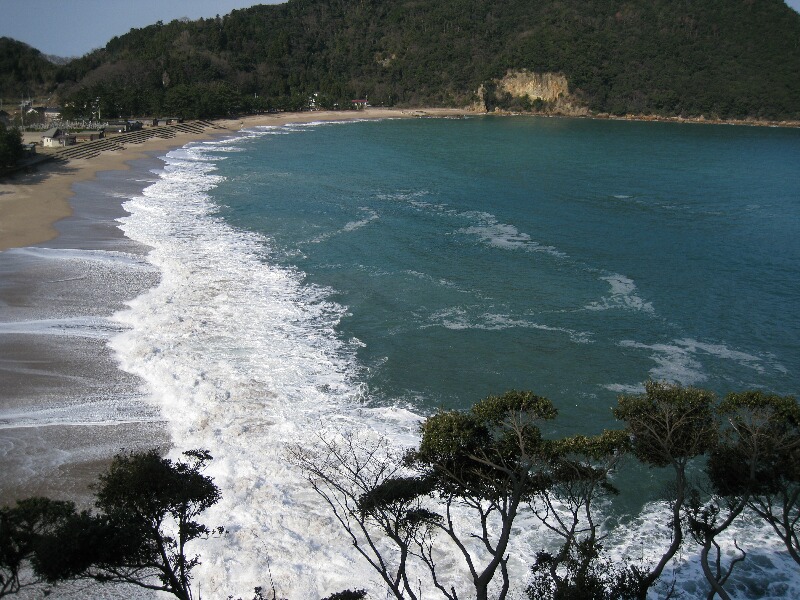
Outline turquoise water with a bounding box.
[213,116,799,426]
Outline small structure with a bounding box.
[351,99,369,110]
[41,127,76,147]
[105,120,131,134]
[76,130,104,142]
[156,117,183,126]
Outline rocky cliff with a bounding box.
[498,70,568,102]
[474,70,588,115]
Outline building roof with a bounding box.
[42,127,60,138]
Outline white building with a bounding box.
[41,128,76,147]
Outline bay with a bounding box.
[214,116,799,415]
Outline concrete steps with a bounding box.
[50,120,226,162]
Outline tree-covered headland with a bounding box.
[5,382,799,599]
[3,0,800,121]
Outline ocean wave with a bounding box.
[309,207,380,243]
[111,137,391,597]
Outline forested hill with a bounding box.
[0,38,58,99]
[10,0,800,120]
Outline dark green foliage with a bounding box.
[527,540,645,600]
[356,476,439,527]
[409,390,557,501]
[407,391,560,600]
[321,589,367,600]
[708,391,800,497]
[0,498,76,596]
[0,38,58,98]
[613,381,719,598]
[613,381,717,468]
[709,392,800,568]
[34,449,222,600]
[0,124,23,169]
[528,430,634,600]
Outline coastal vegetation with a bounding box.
[5,382,791,599]
[2,0,800,121]
[0,124,22,168]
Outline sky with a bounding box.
[1,0,799,58]
[0,0,282,58]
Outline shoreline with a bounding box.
[0,107,468,252]
[3,105,797,253]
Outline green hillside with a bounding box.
[0,38,58,99]
[5,0,800,120]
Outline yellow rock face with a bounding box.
[497,70,569,102]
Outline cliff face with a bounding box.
[497,70,568,102]
[473,70,588,115]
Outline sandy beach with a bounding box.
[0,107,468,508]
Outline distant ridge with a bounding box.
[3,0,800,120]
[0,37,57,98]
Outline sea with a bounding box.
[3,115,800,598]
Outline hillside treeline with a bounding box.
[3,0,800,120]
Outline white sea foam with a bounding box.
[615,338,770,388]
[457,211,566,257]
[607,501,800,599]
[376,193,566,258]
[585,273,655,314]
[424,307,592,343]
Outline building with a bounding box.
[105,121,131,133]
[41,128,76,147]
[76,130,104,142]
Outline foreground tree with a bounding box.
[294,391,565,600]
[36,449,222,600]
[290,431,437,600]
[527,431,641,599]
[405,391,558,600]
[613,381,718,599]
[259,383,800,599]
[0,498,75,597]
[707,391,800,567]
